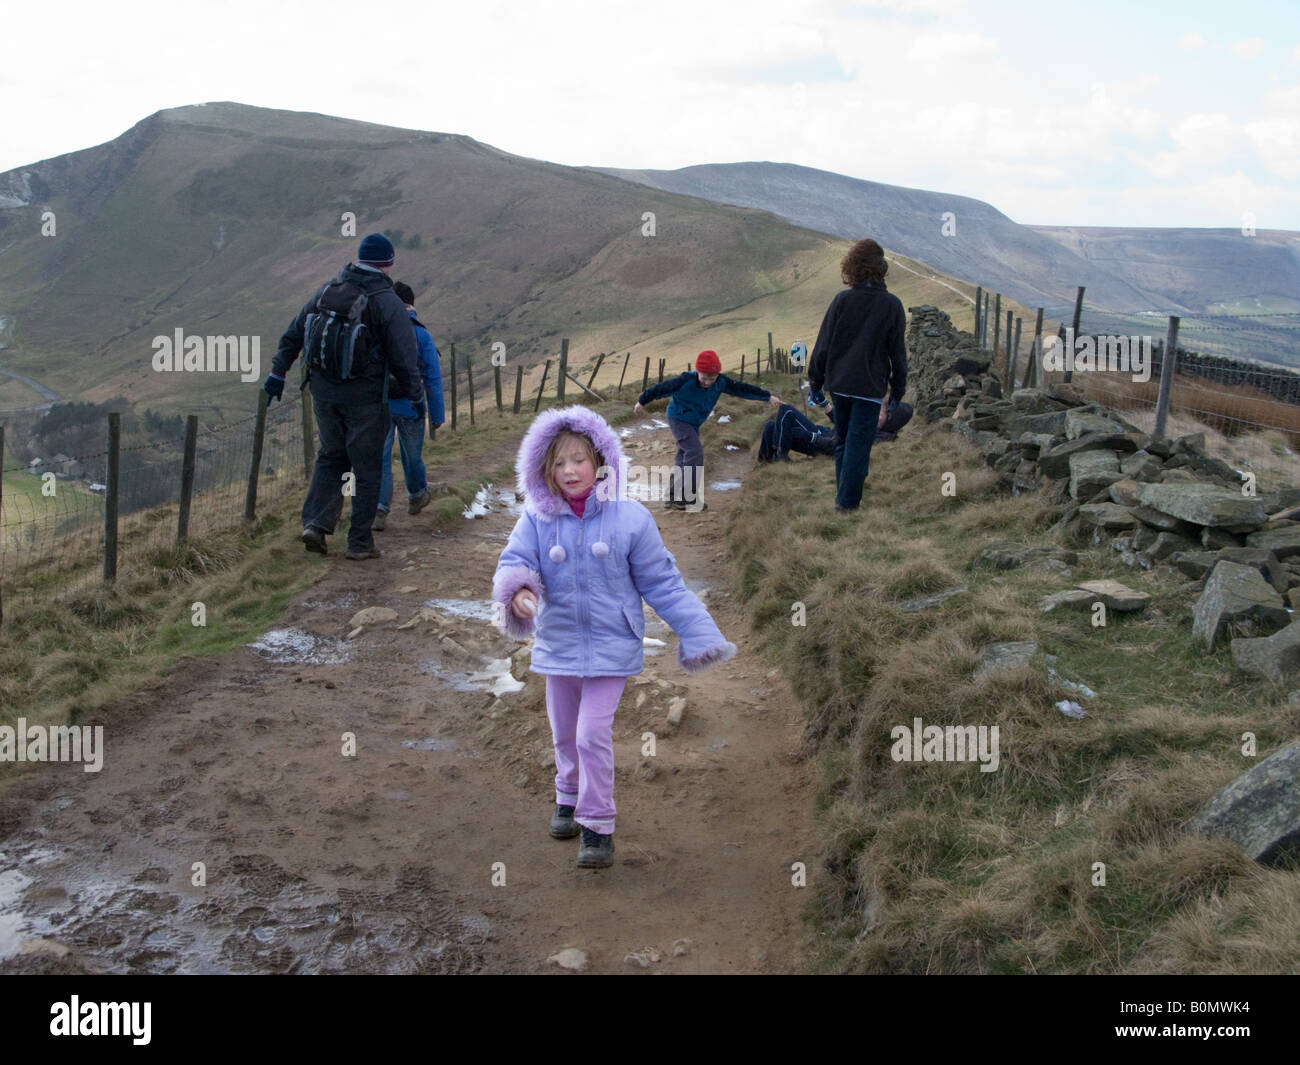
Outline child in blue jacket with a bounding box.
[492,405,736,868]
[635,350,781,510]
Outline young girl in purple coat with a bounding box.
[492,406,737,868]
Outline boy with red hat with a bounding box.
[635,350,781,510]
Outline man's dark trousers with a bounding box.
[831,393,881,510]
[302,388,390,551]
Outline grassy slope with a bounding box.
[717,401,1300,975]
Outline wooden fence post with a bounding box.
[557,339,568,405]
[642,356,650,393]
[755,347,762,383]
[300,369,314,480]
[587,352,605,392]
[467,355,476,426]
[450,345,458,430]
[1153,316,1180,440]
[974,285,983,341]
[767,332,773,371]
[243,398,267,524]
[617,352,630,393]
[740,353,745,382]
[513,365,523,414]
[534,359,552,412]
[103,413,121,581]
[657,358,664,384]
[1064,285,1086,383]
[1008,318,1022,387]
[1004,310,1013,373]
[494,363,503,412]
[1030,309,1044,388]
[993,293,1001,357]
[178,415,198,543]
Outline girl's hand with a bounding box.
[768,395,783,407]
[634,402,645,415]
[511,589,538,619]
[878,406,889,428]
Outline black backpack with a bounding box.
[302,279,375,381]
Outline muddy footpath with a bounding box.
[0,418,817,974]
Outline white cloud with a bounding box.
[1178,32,1207,51]
[1243,117,1300,180]
[906,30,997,62]
[1232,37,1264,60]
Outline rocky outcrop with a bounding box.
[1189,741,1300,865]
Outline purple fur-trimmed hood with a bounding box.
[516,406,627,520]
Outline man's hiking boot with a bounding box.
[577,826,615,868]
[549,804,579,839]
[408,487,432,516]
[662,498,686,510]
[300,527,327,554]
[372,510,387,532]
[345,543,382,560]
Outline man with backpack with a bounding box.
[262,233,422,559]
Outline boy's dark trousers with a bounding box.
[302,392,391,550]
[668,417,704,504]
[830,394,881,510]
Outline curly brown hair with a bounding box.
[840,238,888,285]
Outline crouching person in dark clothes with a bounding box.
[262,233,423,559]
[807,238,908,514]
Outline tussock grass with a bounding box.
[726,413,1300,973]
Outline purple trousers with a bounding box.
[545,674,628,835]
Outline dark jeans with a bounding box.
[831,394,881,510]
[302,394,390,550]
[379,413,428,512]
[668,417,704,505]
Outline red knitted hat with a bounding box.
[695,350,721,374]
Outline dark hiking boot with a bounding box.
[408,487,432,516]
[577,826,615,868]
[549,804,579,839]
[345,543,382,560]
[372,510,387,532]
[301,527,327,554]
[662,497,686,510]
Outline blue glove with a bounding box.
[263,373,285,403]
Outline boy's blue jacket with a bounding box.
[637,372,770,426]
[388,310,445,422]
[492,406,736,677]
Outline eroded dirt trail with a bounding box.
[0,420,816,974]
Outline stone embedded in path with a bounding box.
[1040,589,1096,612]
[1188,740,1300,865]
[976,545,1078,571]
[1078,503,1138,530]
[1076,579,1150,612]
[1069,450,1122,500]
[1192,561,1290,651]
[974,641,1041,680]
[348,606,399,628]
[1231,622,1300,684]
[1245,525,1300,560]
[1135,483,1269,533]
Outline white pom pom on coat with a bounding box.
[591,541,609,558]
[549,544,567,563]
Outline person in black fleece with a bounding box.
[807,238,908,513]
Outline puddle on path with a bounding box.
[248,629,353,665]
[420,657,526,698]
[617,419,669,439]
[709,479,743,492]
[422,598,495,623]
[463,483,524,520]
[402,737,459,752]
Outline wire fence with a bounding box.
[0,339,804,612]
[972,285,1300,443]
[1,400,306,599]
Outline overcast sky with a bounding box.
[4,0,1298,229]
